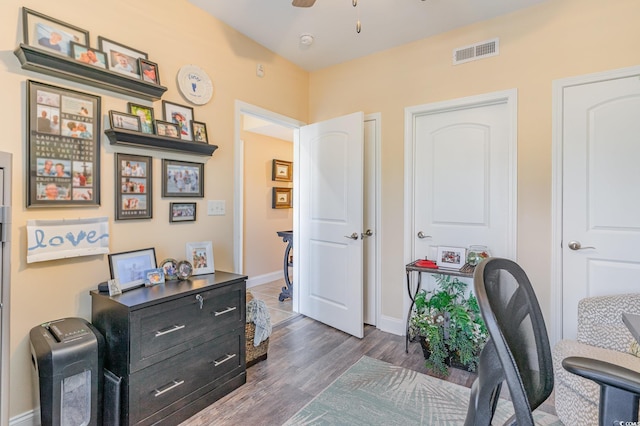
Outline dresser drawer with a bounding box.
[129,331,243,424]
[130,280,244,372]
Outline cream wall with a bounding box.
[241,129,293,279]
[1,0,308,417]
[307,0,640,325]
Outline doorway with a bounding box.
[233,102,381,326]
[0,151,12,426]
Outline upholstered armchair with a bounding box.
[552,294,640,425]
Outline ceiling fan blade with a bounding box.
[292,0,316,7]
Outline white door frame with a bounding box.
[233,102,381,323]
[551,65,640,345]
[403,89,518,324]
[0,151,11,426]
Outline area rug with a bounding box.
[283,356,562,425]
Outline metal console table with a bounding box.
[405,260,474,352]
[276,230,293,301]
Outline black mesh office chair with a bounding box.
[464,258,553,426]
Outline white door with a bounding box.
[408,92,517,280]
[363,117,378,326]
[298,112,364,338]
[560,71,640,339]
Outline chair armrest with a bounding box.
[562,356,640,395]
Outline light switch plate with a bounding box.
[207,200,225,216]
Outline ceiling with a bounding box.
[189,0,549,72]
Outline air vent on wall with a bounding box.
[453,38,499,65]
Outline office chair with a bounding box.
[464,257,553,425]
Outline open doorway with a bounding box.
[0,151,12,426]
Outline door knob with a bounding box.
[568,241,596,251]
[417,231,431,239]
[344,232,359,240]
[361,229,373,238]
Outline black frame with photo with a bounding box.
[109,110,141,132]
[272,159,293,182]
[27,80,101,207]
[162,159,204,198]
[70,42,107,69]
[170,202,197,222]
[155,120,181,138]
[108,247,157,291]
[98,36,148,78]
[139,58,160,85]
[272,187,293,209]
[162,100,194,141]
[127,103,155,134]
[22,7,89,57]
[116,153,152,220]
[192,121,208,143]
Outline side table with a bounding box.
[405,260,474,352]
[277,230,293,301]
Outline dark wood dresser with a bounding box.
[90,271,247,425]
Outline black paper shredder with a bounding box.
[30,317,104,426]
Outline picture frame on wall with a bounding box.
[139,58,160,84]
[109,110,141,132]
[108,247,157,291]
[186,241,214,275]
[170,202,196,222]
[272,187,293,209]
[27,80,101,207]
[162,100,194,141]
[127,103,154,134]
[155,120,180,138]
[70,42,107,68]
[192,121,208,143]
[22,7,89,57]
[162,159,204,197]
[116,153,152,220]
[436,246,467,271]
[272,159,292,182]
[98,36,148,78]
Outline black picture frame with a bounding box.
[139,58,160,85]
[70,42,107,69]
[127,103,155,134]
[162,159,204,198]
[170,202,197,222]
[155,120,180,138]
[162,100,194,141]
[22,7,90,57]
[98,36,148,78]
[109,110,141,132]
[27,80,100,207]
[192,121,208,143]
[116,153,152,220]
[108,247,157,291]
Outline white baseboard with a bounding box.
[246,270,283,289]
[10,409,37,426]
[376,314,405,336]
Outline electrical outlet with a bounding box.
[207,200,225,216]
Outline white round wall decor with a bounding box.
[177,65,214,105]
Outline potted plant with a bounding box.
[409,274,488,376]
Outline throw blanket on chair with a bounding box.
[246,298,272,346]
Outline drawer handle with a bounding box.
[153,380,184,397]
[155,324,185,337]
[214,306,237,316]
[213,353,236,367]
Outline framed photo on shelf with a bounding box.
[139,58,160,84]
[159,258,178,281]
[144,268,165,286]
[116,153,152,220]
[155,120,180,138]
[70,42,106,68]
[162,159,204,198]
[272,187,292,209]
[186,241,214,275]
[170,202,196,222]
[108,247,157,291]
[272,159,292,182]
[192,121,208,143]
[436,246,466,270]
[109,110,141,132]
[127,103,154,134]
[22,7,89,56]
[27,80,100,207]
[162,100,194,141]
[98,36,148,78]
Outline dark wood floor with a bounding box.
[180,315,555,425]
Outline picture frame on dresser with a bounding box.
[22,7,89,57]
[116,153,152,220]
[108,247,157,291]
[186,241,214,275]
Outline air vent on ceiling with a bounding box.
[453,38,499,65]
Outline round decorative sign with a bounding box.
[177,65,214,105]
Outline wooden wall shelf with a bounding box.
[14,44,168,101]
[105,129,218,157]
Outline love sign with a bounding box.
[27,217,110,263]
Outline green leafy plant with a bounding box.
[409,275,488,376]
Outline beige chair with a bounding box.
[552,294,640,425]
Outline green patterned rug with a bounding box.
[284,356,562,425]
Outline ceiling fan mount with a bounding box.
[292,0,317,7]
